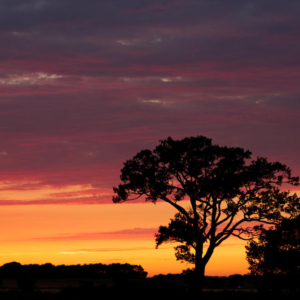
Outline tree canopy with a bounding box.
[246,215,300,277]
[113,136,299,287]
[246,216,300,293]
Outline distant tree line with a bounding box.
[0,262,147,279]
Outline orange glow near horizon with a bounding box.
[0,200,256,277]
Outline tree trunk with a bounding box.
[192,238,215,293]
[191,240,206,293]
[193,261,206,292]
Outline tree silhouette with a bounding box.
[113,136,299,289]
[246,216,300,275]
[246,215,300,293]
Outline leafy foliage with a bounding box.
[246,215,300,277]
[155,210,197,264]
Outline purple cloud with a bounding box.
[0,0,298,204]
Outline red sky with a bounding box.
[0,0,299,277]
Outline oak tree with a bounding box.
[113,136,299,288]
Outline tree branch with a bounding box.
[161,196,191,220]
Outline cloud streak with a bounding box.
[23,228,158,242]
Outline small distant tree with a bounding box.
[227,274,244,288]
[113,136,300,290]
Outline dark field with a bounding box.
[0,263,298,299]
[0,277,298,300]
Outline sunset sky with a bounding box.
[0,0,299,277]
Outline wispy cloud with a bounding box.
[24,228,158,242]
[60,247,160,254]
[0,72,64,86]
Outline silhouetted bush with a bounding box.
[227,274,244,288]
